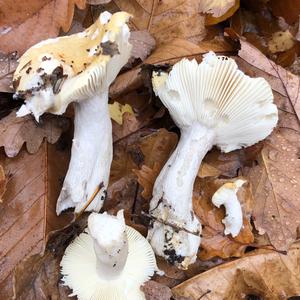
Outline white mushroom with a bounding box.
[212,179,246,237]
[60,210,157,300]
[148,52,278,269]
[13,12,132,214]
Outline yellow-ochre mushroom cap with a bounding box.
[13,11,132,120]
[60,226,157,300]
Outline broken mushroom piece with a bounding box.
[13,11,132,214]
[212,179,246,237]
[148,52,278,269]
[60,210,157,300]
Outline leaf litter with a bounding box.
[0,1,300,299]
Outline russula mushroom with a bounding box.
[212,179,246,237]
[13,11,132,214]
[148,52,278,268]
[60,210,157,300]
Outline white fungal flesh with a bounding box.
[60,211,157,300]
[147,123,213,268]
[212,179,246,237]
[150,52,278,268]
[56,93,112,214]
[88,210,128,279]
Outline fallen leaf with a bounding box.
[199,0,236,18]
[248,130,300,251]
[205,0,240,25]
[230,41,300,251]
[141,280,172,300]
[0,164,6,202]
[111,0,206,45]
[238,40,300,121]
[0,141,72,299]
[129,30,156,63]
[109,101,134,125]
[0,52,18,93]
[13,215,87,300]
[172,242,300,300]
[268,0,300,25]
[145,38,234,65]
[0,110,69,157]
[193,177,254,260]
[134,163,161,200]
[0,0,86,55]
[109,68,144,99]
[198,162,222,178]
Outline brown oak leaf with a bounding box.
[0,0,86,55]
[0,110,69,157]
[172,242,300,300]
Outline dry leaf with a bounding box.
[0,164,6,202]
[129,30,156,62]
[0,110,69,157]
[0,0,86,55]
[13,216,87,300]
[145,38,234,65]
[0,52,18,93]
[199,0,236,18]
[172,242,300,300]
[134,163,161,200]
[0,142,72,299]
[193,178,254,260]
[111,0,206,45]
[248,131,300,251]
[141,281,172,300]
[109,101,134,125]
[268,0,300,25]
[238,40,300,121]
[205,0,240,25]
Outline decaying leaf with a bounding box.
[0,0,86,55]
[205,0,240,25]
[111,0,206,45]
[109,101,134,125]
[172,242,300,300]
[0,110,69,157]
[129,30,156,63]
[248,131,300,251]
[12,215,87,300]
[0,164,6,202]
[199,0,236,18]
[141,280,173,300]
[0,52,18,93]
[0,142,72,299]
[268,0,300,25]
[193,178,254,260]
[238,40,300,121]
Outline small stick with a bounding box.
[141,212,200,236]
[76,182,104,219]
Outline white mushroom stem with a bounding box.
[56,92,112,214]
[88,211,128,280]
[148,123,214,268]
[212,179,246,237]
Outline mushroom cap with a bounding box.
[13,11,132,120]
[60,225,157,300]
[152,52,278,152]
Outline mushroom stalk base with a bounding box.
[56,92,112,214]
[147,122,214,268]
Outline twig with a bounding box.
[141,212,200,236]
[75,182,104,219]
[198,290,211,299]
